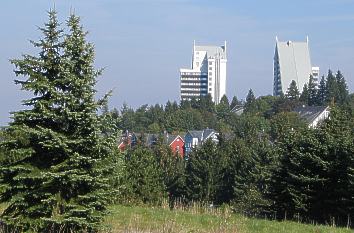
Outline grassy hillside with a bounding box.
[104,205,354,233]
[1,203,353,232]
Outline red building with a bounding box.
[167,135,185,158]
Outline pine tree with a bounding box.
[230,96,240,109]
[315,107,354,224]
[0,11,114,232]
[216,95,230,120]
[300,83,309,105]
[317,76,326,106]
[326,70,337,104]
[245,89,257,113]
[185,140,221,203]
[153,143,186,208]
[121,146,165,205]
[308,75,318,106]
[269,128,328,220]
[286,80,300,101]
[335,70,349,105]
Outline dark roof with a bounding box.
[165,134,183,145]
[203,129,216,140]
[188,130,204,140]
[145,133,184,146]
[187,129,217,141]
[293,106,329,123]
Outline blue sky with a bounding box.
[1,0,354,125]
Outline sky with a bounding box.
[1,0,354,125]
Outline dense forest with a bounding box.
[104,70,354,227]
[1,10,354,233]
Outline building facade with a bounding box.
[180,41,227,104]
[273,37,319,96]
[184,129,219,155]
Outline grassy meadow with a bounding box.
[104,205,354,233]
[1,203,353,233]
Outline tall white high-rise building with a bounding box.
[180,41,227,104]
[273,37,319,96]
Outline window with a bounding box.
[196,62,199,67]
[209,83,212,86]
[209,67,212,70]
[209,72,212,76]
[209,61,213,65]
[209,88,212,91]
[209,78,212,81]
[196,52,199,55]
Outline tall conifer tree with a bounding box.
[317,76,326,106]
[326,70,338,104]
[286,80,300,101]
[300,83,309,105]
[0,11,114,232]
[308,75,318,106]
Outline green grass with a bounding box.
[1,203,353,232]
[104,205,354,233]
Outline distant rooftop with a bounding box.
[195,45,226,59]
[293,105,328,123]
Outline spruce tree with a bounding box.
[326,70,337,104]
[216,95,230,120]
[335,70,349,105]
[244,89,257,113]
[230,96,240,109]
[308,75,318,106]
[299,83,309,105]
[153,142,186,208]
[0,11,113,232]
[185,140,221,203]
[121,146,165,205]
[286,80,300,100]
[317,76,326,106]
[270,128,328,221]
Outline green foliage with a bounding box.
[335,70,349,105]
[153,143,186,207]
[270,108,354,224]
[0,11,114,232]
[317,76,327,105]
[121,146,166,205]
[286,80,300,101]
[308,75,318,106]
[216,95,231,120]
[230,95,241,109]
[270,112,307,140]
[244,89,257,113]
[185,140,223,203]
[106,205,354,233]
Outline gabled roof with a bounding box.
[187,129,217,141]
[293,106,329,123]
[203,129,216,140]
[188,130,204,140]
[166,135,184,145]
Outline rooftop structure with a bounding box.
[293,105,330,128]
